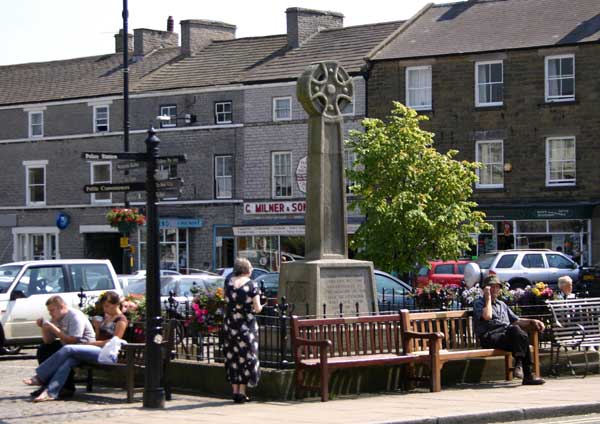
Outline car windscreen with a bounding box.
[476,253,498,269]
[0,265,22,293]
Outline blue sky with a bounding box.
[2,0,434,66]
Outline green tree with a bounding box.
[346,102,491,274]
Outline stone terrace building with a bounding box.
[367,0,600,265]
[0,8,401,273]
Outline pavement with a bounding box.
[2,353,600,424]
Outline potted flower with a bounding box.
[106,208,146,234]
[185,287,225,337]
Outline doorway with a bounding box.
[84,233,124,274]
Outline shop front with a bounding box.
[475,205,595,265]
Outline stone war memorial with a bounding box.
[279,61,377,317]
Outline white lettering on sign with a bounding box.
[243,201,306,215]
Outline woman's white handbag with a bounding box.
[98,336,127,364]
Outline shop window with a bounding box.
[516,221,547,233]
[138,227,188,272]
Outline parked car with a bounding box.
[179,268,218,276]
[255,270,414,310]
[0,259,122,352]
[124,274,225,315]
[215,267,269,280]
[578,263,600,296]
[416,260,471,288]
[463,249,580,290]
[131,269,182,277]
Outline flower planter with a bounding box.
[117,221,137,234]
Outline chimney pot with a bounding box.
[167,16,174,32]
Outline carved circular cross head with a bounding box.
[297,61,354,119]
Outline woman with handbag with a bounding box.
[23,291,128,402]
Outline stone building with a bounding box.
[0,8,401,273]
[366,0,600,265]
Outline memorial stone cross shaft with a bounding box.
[297,61,354,260]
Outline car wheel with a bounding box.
[508,278,530,290]
[1,345,22,355]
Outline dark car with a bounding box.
[579,264,600,296]
[255,270,414,310]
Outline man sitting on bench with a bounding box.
[473,275,546,385]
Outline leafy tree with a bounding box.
[346,102,491,274]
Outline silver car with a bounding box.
[464,249,580,290]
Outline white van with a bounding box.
[0,259,122,352]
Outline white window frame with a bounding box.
[29,111,44,138]
[546,136,576,186]
[545,54,575,103]
[405,65,432,111]
[271,151,292,199]
[215,101,232,124]
[215,155,233,199]
[93,105,110,133]
[90,161,112,204]
[159,105,177,128]
[475,60,503,107]
[272,96,292,121]
[12,227,60,261]
[475,140,504,189]
[23,160,47,207]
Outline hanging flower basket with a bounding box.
[106,208,146,234]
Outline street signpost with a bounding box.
[81,133,186,409]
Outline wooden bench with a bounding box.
[291,314,442,402]
[546,297,600,376]
[400,309,540,389]
[80,319,176,403]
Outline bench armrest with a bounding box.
[403,330,445,342]
[294,337,332,349]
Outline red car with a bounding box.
[416,260,471,288]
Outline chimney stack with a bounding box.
[167,16,174,32]
[133,28,178,56]
[180,19,236,56]
[114,29,133,53]
[286,7,343,48]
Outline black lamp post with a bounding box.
[143,126,165,408]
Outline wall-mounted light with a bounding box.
[503,163,513,173]
[156,113,197,126]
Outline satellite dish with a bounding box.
[463,262,481,289]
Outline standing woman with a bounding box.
[223,257,264,403]
[23,291,128,402]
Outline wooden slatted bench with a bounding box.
[79,319,176,402]
[291,314,443,402]
[546,297,600,376]
[399,309,540,389]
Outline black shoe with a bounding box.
[58,388,75,399]
[233,393,250,403]
[522,375,546,385]
[30,387,44,398]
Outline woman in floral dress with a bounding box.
[223,257,264,403]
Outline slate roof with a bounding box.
[242,20,403,83]
[132,35,288,92]
[0,48,180,106]
[371,0,600,61]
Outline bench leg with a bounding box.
[505,354,513,381]
[86,368,93,392]
[294,369,305,399]
[320,369,329,402]
[126,366,135,403]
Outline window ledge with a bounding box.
[475,187,506,193]
[543,184,579,191]
[539,100,578,108]
[474,105,505,112]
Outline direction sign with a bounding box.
[116,161,143,171]
[156,178,183,190]
[156,154,187,165]
[81,152,147,161]
[83,182,146,193]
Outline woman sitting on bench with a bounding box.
[23,291,128,402]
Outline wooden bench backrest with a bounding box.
[291,315,402,360]
[401,310,477,353]
[118,320,176,364]
[546,298,600,344]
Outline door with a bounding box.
[85,233,123,274]
[4,265,67,340]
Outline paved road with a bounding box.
[506,414,600,424]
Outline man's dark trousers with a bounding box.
[37,341,76,392]
[480,324,533,376]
